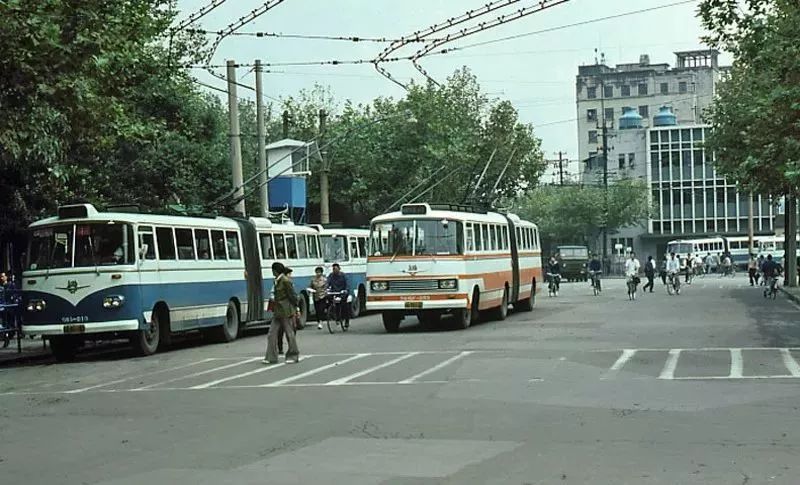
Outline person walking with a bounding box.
[311,266,328,330]
[748,254,758,286]
[264,262,300,364]
[276,267,297,355]
[643,255,656,293]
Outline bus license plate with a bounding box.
[63,324,86,334]
[404,301,423,309]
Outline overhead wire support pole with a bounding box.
[227,60,246,216]
[255,60,268,217]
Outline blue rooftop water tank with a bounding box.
[653,106,677,126]
[618,106,643,129]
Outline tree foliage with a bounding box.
[514,180,651,254]
[699,0,800,196]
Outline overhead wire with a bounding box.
[185,29,446,43]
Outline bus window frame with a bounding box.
[156,226,177,261]
[175,227,196,261]
[194,228,212,260]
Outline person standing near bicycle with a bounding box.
[327,263,350,328]
[666,252,681,291]
[588,253,602,291]
[311,266,328,330]
[643,255,656,293]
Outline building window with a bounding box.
[618,154,625,170]
[587,109,597,121]
[604,107,614,122]
[587,86,597,99]
[604,85,613,98]
[638,83,648,95]
[588,130,598,144]
[621,85,631,97]
[638,105,649,118]
[678,81,688,94]
[628,153,635,169]
[660,82,668,94]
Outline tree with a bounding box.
[515,179,651,255]
[699,0,800,284]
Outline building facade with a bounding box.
[576,50,723,180]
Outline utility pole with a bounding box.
[255,60,268,217]
[747,192,754,256]
[318,109,330,224]
[282,110,290,138]
[786,195,797,287]
[557,151,565,186]
[226,60,245,216]
[598,78,609,269]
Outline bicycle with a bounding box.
[720,265,735,278]
[547,273,560,297]
[324,290,351,334]
[685,267,694,285]
[589,270,602,296]
[763,276,779,300]
[626,275,640,300]
[666,272,681,296]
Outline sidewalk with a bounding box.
[779,285,800,304]
[0,335,51,366]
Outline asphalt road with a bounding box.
[2,275,800,484]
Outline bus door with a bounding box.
[136,225,159,327]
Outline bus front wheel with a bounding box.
[211,301,240,343]
[382,312,402,333]
[131,310,162,356]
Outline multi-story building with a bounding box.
[576,50,723,179]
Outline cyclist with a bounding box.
[693,253,704,276]
[762,254,781,297]
[666,252,681,291]
[588,253,602,291]
[624,251,641,296]
[547,256,562,294]
[327,263,350,328]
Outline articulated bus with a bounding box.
[758,234,800,265]
[22,204,326,360]
[366,203,542,333]
[726,235,771,268]
[316,227,370,317]
[666,237,726,267]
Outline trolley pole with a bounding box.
[255,60,268,217]
[318,109,330,224]
[226,60,245,216]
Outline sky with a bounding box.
[178,0,730,180]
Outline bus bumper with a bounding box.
[366,298,468,312]
[22,319,141,336]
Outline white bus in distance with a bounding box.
[366,203,542,333]
[666,237,726,267]
[316,227,370,317]
[22,204,324,361]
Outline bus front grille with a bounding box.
[388,279,440,292]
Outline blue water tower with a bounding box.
[619,106,643,129]
[653,106,677,126]
[266,139,312,223]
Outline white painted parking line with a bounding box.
[262,354,370,387]
[780,349,800,377]
[399,351,472,384]
[324,352,419,386]
[658,349,682,380]
[729,348,743,378]
[673,375,800,380]
[132,357,261,391]
[601,349,637,380]
[190,360,295,389]
[64,358,215,394]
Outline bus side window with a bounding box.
[285,234,297,259]
[226,231,241,260]
[296,233,308,259]
[481,225,489,252]
[175,228,196,260]
[156,227,176,260]
[259,233,274,260]
[516,228,522,249]
[350,238,359,259]
[211,230,227,260]
[358,237,367,258]
[465,223,474,252]
[308,235,319,259]
[195,229,211,260]
[274,234,286,259]
[501,226,508,250]
[138,226,156,260]
[474,224,483,251]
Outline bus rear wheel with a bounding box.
[49,336,80,362]
[131,310,162,356]
[516,280,535,312]
[488,287,509,321]
[382,312,402,333]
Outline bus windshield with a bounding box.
[558,247,588,258]
[321,235,349,262]
[370,219,463,256]
[667,242,693,255]
[28,223,135,270]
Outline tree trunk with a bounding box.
[785,195,797,287]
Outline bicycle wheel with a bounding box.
[326,306,337,334]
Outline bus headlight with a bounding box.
[102,295,126,309]
[371,281,388,291]
[26,299,46,312]
[438,279,458,290]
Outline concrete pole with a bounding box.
[318,109,330,224]
[226,60,245,216]
[255,60,268,217]
[786,195,798,287]
[748,192,754,255]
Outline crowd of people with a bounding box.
[0,272,20,348]
[262,262,351,365]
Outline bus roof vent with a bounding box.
[58,204,98,219]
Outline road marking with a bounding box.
[261,354,370,387]
[601,349,637,380]
[132,357,261,390]
[190,360,294,389]
[64,358,215,393]
[588,347,800,352]
[324,352,419,386]
[399,351,472,384]
[673,375,800,380]
[658,349,682,380]
[729,348,743,378]
[780,349,800,377]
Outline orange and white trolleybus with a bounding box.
[366,203,543,332]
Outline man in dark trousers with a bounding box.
[264,262,300,364]
[643,255,656,293]
[327,263,350,328]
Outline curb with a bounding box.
[779,287,800,304]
